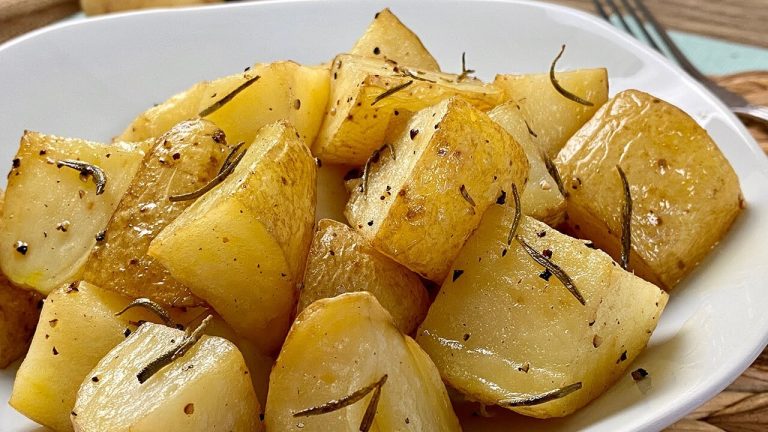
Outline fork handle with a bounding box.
[732,105,768,127]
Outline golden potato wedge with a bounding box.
[345,97,529,282]
[350,8,441,71]
[488,101,566,225]
[555,90,742,289]
[266,292,460,431]
[72,322,262,432]
[494,67,608,157]
[10,282,182,431]
[0,275,41,369]
[0,132,148,295]
[314,54,504,165]
[118,61,329,146]
[417,207,668,418]
[148,121,316,354]
[83,119,228,306]
[299,219,430,334]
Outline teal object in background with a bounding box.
[671,30,768,75]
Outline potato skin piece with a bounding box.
[417,207,668,418]
[555,90,742,289]
[350,8,441,71]
[83,119,228,306]
[346,97,529,282]
[299,219,430,334]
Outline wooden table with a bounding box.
[2,1,768,430]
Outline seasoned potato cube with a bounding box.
[350,8,440,71]
[0,275,40,369]
[0,132,147,295]
[314,54,503,165]
[494,68,608,157]
[266,292,460,431]
[118,61,329,146]
[299,219,430,334]
[345,97,529,282]
[83,120,228,306]
[417,207,668,418]
[488,101,566,225]
[555,90,742,289]
[148,121,316,354]
[10,282,178,432]
[73,322,263,432]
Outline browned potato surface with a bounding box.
[299,219,430,334]
[417,207,668,418]
[346,97,529,282]
[556,90,742,289]
[0,276,40,369]
[314,54,503,165]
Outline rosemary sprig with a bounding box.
[199,75,261,117]
[524,119,538,138]
[359,144,395,194]
[115,298,176,328]
[359,376,386,432]
[542,153,568,198]
[457,52,476,82]
[399,69,437,83]
[499,382,582,407]
[506,184,521,245]
[168,150,245,202]
[617,165,632,270]
[516,236,586,305]
[293,374,388,418]
[136,315,212,384]
[371,81,413,106]
[218,142,245,175]
[459,184,476,208]
[549,45,593,106]
[56,160,108,195]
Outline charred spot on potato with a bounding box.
[616,350,628,364]
[14,241,29,255]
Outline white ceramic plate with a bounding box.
[1,0,767,431]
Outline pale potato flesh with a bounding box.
[118,61,329,146]
[10,282,186,432]
[299,219,430,334]
[350,8,441,71]
[149,121,316,354]
[72,323,262,432]
[494,68,608,157]
[0,132,148,295]
[266,292,461,431]
[314,54,504,165]
[555,90,742,289]
[345,97,529,282]
[83,119,228,306]
[488,101,566,225]
[416,207,668,418]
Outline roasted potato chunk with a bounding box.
[417,207,668,418]
[345,97,529,282]
[555,90,743,289]
[10,282,179,431]
[83,119,228,306]
[494,67,608,157]
[73,322,263,432]
[488,101,566,225]
[118,61,329,146]
[0,275,40,369]
[299,219,430,334]
[149,121,316,354]
[314,54,503,165]
[266,292,460,431]
[350,8,441,71]
[0,132,147,295]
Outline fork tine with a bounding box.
[632,0,708,81]
[603,0,632,33]
[592,0,611,21]
[620,0,662,52]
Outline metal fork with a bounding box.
[593,0,768,126]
